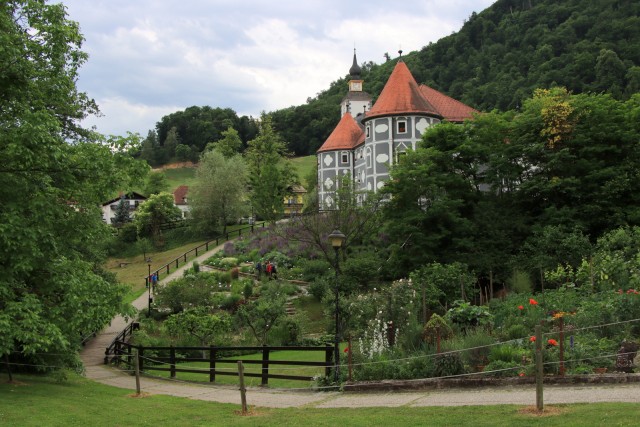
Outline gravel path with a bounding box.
[81,246,640,408]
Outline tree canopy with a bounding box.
[0,0,146,369]
[382,89,640,285]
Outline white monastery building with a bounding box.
[317,51,478,210]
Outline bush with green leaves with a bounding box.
[299,259,332,282]
[433,352,465,377]
[341,252,380,291]
[262,250,293,269]
[308,277,330,301]
[268,316,303,346]
[445,301,493,332]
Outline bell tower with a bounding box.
[341,49,372,119]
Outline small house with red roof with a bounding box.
[173,185,190,219]
[317,51,478,210]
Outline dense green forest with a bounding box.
[142,0,640,161]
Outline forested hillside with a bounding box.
[144,0,640,160]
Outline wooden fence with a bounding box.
[145,221,268,287]
[107,342,334,385]
[104,322,140,364]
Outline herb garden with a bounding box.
[128,222,640,387]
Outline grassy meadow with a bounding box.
[1,374,638,427]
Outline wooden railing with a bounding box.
[107,342,334,385]
[104,322,140,364]
[145,221,268,286]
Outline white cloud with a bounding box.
[63,0,496,137]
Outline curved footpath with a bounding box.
[81,246,640,408]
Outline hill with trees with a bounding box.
[141,0,639,160]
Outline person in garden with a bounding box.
[266,260,273,279]
[272,262,278,280]
[255,260,263,278]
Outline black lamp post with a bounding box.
[328,229,346,383]
[146,257,152,317]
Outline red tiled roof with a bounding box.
[420,84,478,122]
[366,61,441,120]
[173,185,189,205]
[317,113,364,153]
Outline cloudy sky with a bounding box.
[62,0,495,138]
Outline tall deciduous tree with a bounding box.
[190,149,248,235]
[144,171,169,196]
[209,126,243,158]
[0,1,147,372]
[245,115,297,223]
[134,192,182,247]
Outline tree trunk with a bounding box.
[5,354,13,382]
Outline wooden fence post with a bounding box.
[559,317,565,376]
[170,346,176,378]
[535,325,544,411]
[348,336,353,382]
[139,346,144,374]
[134,349,141,395]
[238,361,248,414]
[325,346,333,378]
[261,346,270,386]
[209,346,217,382]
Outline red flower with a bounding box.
[519,372,525,377]
[547,339,558,346]
[343,347,350,353]
[529,336,536,342]
[529,298,538,305]
[518,305,524,310]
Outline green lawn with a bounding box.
[163,166,198,191]
[158,156,315,191]
[289,155,316,187]
[294,296,327,334]
[1,374,639,426]
[146,348,331,388]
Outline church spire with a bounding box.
[349,48,362,79]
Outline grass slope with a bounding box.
[1,374,638,426]
[289,155,316,187]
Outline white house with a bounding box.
[101,192,147,224]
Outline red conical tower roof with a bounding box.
[317,113,364,153]
[420,84,478,123]
[366,61,441,120]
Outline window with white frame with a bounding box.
[366,125,370,138]
[397,119,407,134]
[341,151,349,164]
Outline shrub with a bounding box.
[269,317,302,345]
[489,344,526,364]
[505,324,529,340]
[457,330,495,368]
[263,250,293,269]
[243,282,253,300]
[342,253,380,290]
[309,278,329,301]
[433,352,465,377]
[300,259,332,282]
[484,360,521,377]
[422,314,453,345]
[220,257,238,268]
[446,301,493,331]
[220,294,242,311]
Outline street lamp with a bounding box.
[328,229,346,383]
[146,257,152,317]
